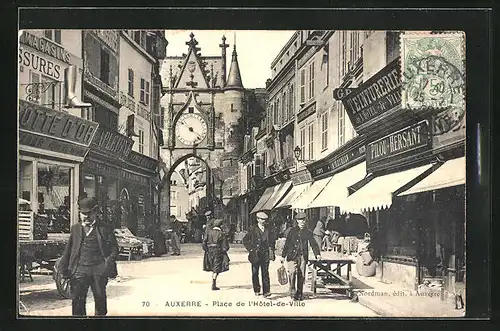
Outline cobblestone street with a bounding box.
[19,244,378,317]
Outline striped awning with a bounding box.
[250,185,279,214]
[291,178,331,210]
[275,183,311,209]
[343,164,434,213]
[308,162,367,211]
[399,157,465,196]
[260,181,293,211]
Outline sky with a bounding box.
[164,30,296,89]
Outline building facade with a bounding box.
[18,29,96,238]
[168,170,189,219]
[249,29,466,306]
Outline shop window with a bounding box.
[19,160,34,210]
[128,69,134,97]
[37,163,71,234]
[100,48,110,85]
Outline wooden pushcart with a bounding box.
[309,256,356,299]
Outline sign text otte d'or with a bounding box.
[19,100,98,146]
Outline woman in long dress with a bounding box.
[202,219,230,290]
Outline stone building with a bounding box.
[158,32,248,226]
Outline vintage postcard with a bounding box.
[18,27,467,318]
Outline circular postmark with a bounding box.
[402,37,465,136]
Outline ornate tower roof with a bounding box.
[225,42,244,90]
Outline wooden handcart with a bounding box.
[309,256,356,299]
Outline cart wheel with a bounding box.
[53,258,72,299]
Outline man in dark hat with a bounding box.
[281,212,321,301]
[202,218,230,290]
[203,210,214,239]
[242,211,276,298]
[58,197,119,316]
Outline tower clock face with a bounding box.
[175,113,208,146]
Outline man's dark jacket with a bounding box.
[242,225,277,263]
[59,222,119,278]
[282,226,321,262]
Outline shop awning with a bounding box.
[275,183,311,209]
[250,185,279,214]
[308,162,367,210]
[398,157,465,196]
[343,164,434,213]
[291,178,331,210]
[260,181,293,211]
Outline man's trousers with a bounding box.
[287,255,307,297]
[70,263,108,316]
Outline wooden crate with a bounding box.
[18,211,34,241]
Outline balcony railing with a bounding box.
[19,82,63,111]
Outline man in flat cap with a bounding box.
[202,218,230,290]
[281,212,321,301]
[59,197,119,316]
[242,211,277,298]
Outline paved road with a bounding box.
[19,243,378,317]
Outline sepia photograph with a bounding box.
[17,24,470,318]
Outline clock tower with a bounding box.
[158,32,246,224]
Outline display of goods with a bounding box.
[33,215,49,240]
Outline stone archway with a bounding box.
[158,149,224,226]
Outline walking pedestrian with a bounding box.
[204,210,214,239]
[202,218,230,290]
[281,212,321,301]
[152,222,167,256]
[313,216,327,251]
[58,197,119,316]
[242,211,276,298]
[170,215,182,256]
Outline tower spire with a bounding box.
[225,32,243,90]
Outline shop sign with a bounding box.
[19,31,71,64]
[290,169,312,185]
[431,109,466,151]
[19,100,98,146]
[128,151,158,171]
[19,47,64,80]
[263,169,291,186]
[121,170,149,186]
[20,130,88,157]
[308,145,366,179]
[297,102,316,123]
[367,120,431,168]
[90,126,134,160]
[83,158,121,178]
[339,59,402,130]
